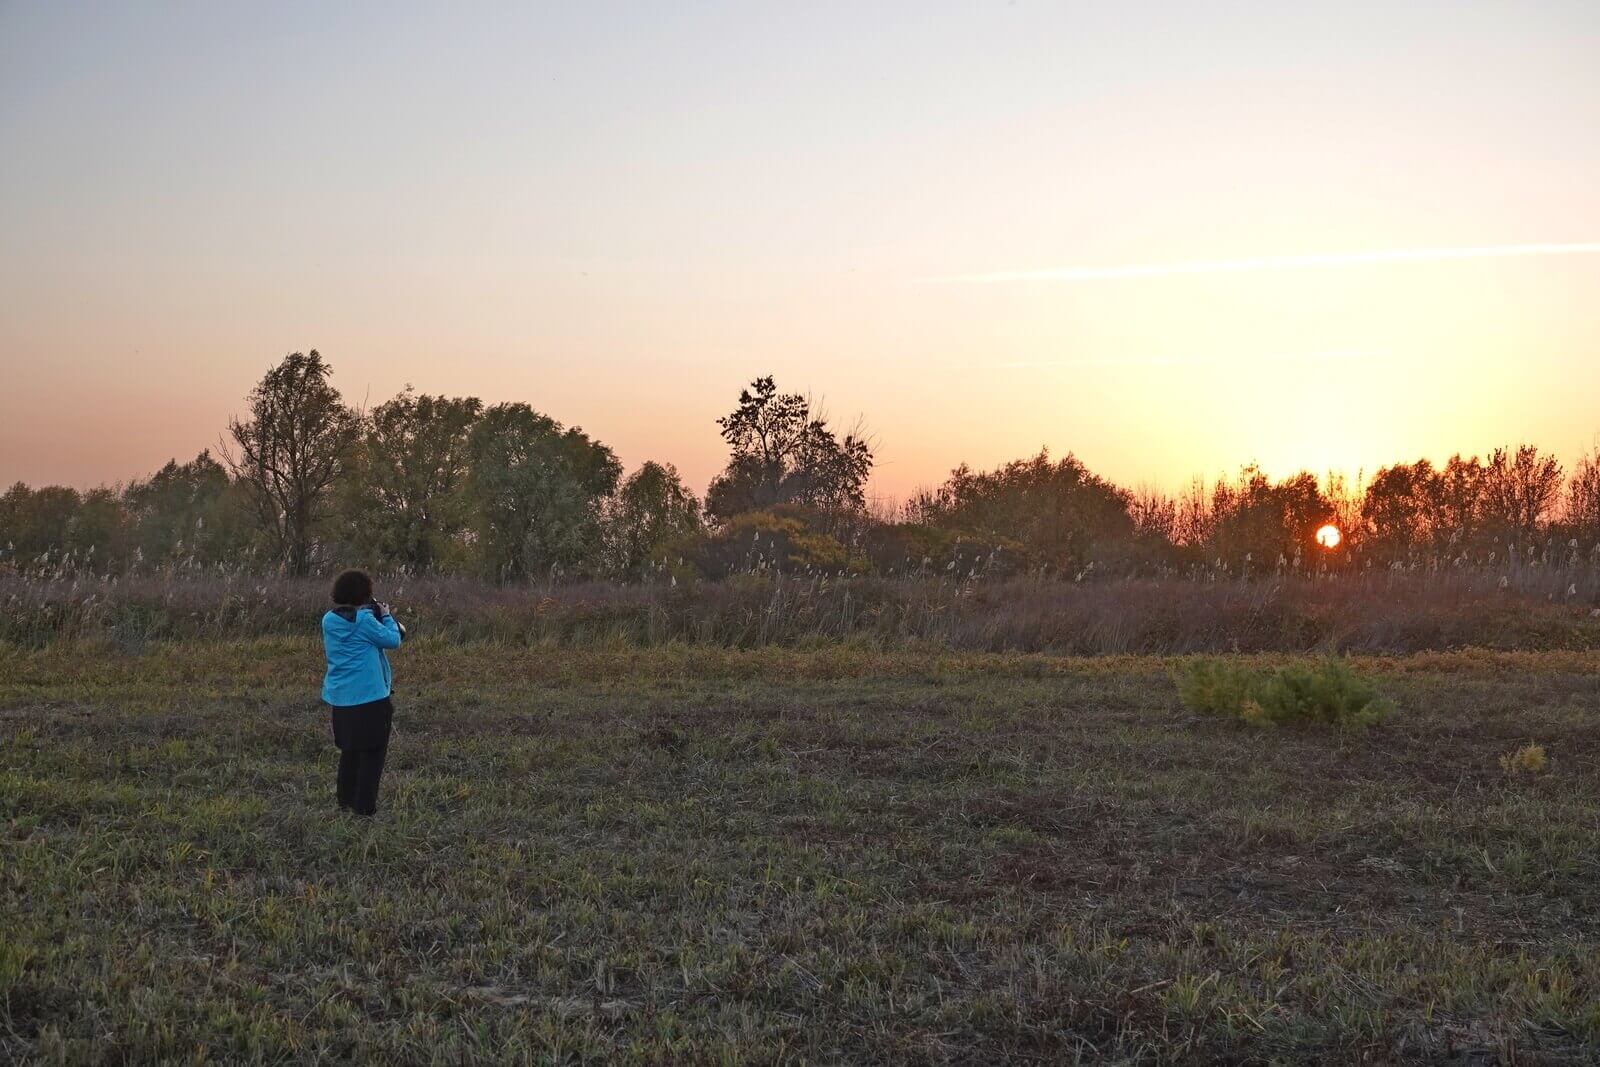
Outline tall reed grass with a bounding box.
[3,565,1596,654]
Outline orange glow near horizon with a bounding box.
[1316,525,1343,550]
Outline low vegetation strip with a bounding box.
[5,569,1600,654]
[3,646,1598,1062]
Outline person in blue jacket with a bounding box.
[323,569,405,816]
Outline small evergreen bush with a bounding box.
[1176,657,1394,730]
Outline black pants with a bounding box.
[330,697,393,816]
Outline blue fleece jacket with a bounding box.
[322,606,403,706]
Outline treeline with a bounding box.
[3,350,1599,581]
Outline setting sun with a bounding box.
[1316,524,1343,549]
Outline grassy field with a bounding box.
[3,641,1599,1063]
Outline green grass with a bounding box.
[3,641,1599,1063]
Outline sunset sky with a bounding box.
[2,1,1597,502]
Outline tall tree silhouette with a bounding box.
[125,450,247,565]
[706,376,873,522]
[602,461,702,577]
[225,351,361,575]
[1362,460,1442,559]
[1481,445,1563,543]
[908,450,1134,573]
[1567,449,1600,547]
[465,403,621,580]
[0,483,81,560]
[343,389,482,572]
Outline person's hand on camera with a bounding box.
[380,603,406,636]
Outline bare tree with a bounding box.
[1481,445,1563,544]
[1129,485,1178,543]
[1172,477,1211,548]
[224,350,361,575]
[1566,448,1600,547]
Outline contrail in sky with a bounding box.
[926,242,1600,284]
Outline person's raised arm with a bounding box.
[357,608,403,649]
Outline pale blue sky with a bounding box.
[3,1,1598,497]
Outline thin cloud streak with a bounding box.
[930,243,1600,284]
[996,348,1386,370]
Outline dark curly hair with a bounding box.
[331,569,374,606]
